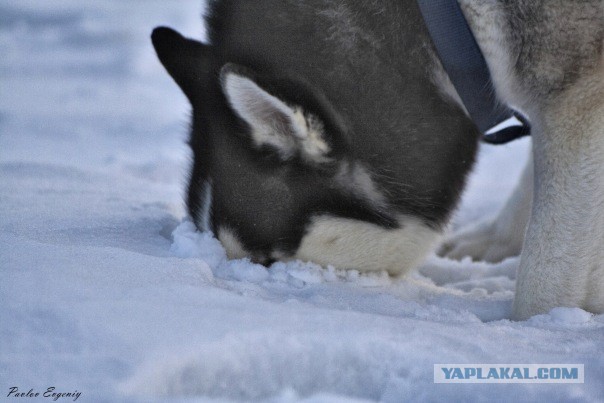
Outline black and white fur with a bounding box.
[153,0,603,319]
[152,0,478,275]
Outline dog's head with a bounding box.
[152,25,474,274]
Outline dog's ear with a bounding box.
[220,64,335,163]
[151,27,213,102]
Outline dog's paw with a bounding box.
[439,218,523,263]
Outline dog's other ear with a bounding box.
[151,27,213,102]
[220,64,334,163]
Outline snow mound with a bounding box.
[528,307,594,327]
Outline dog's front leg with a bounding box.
[513,76,604,320]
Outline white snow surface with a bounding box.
[1,1,603,402]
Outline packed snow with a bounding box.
[1,1,603,402]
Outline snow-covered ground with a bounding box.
[1,1,602,402]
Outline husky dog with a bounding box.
[153,0,603,319]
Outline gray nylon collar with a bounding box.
[416,0,530,144]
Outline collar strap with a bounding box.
[416,0,530,144]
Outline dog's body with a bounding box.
[153,0,603,319]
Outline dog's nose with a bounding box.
[250,255,276,267]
